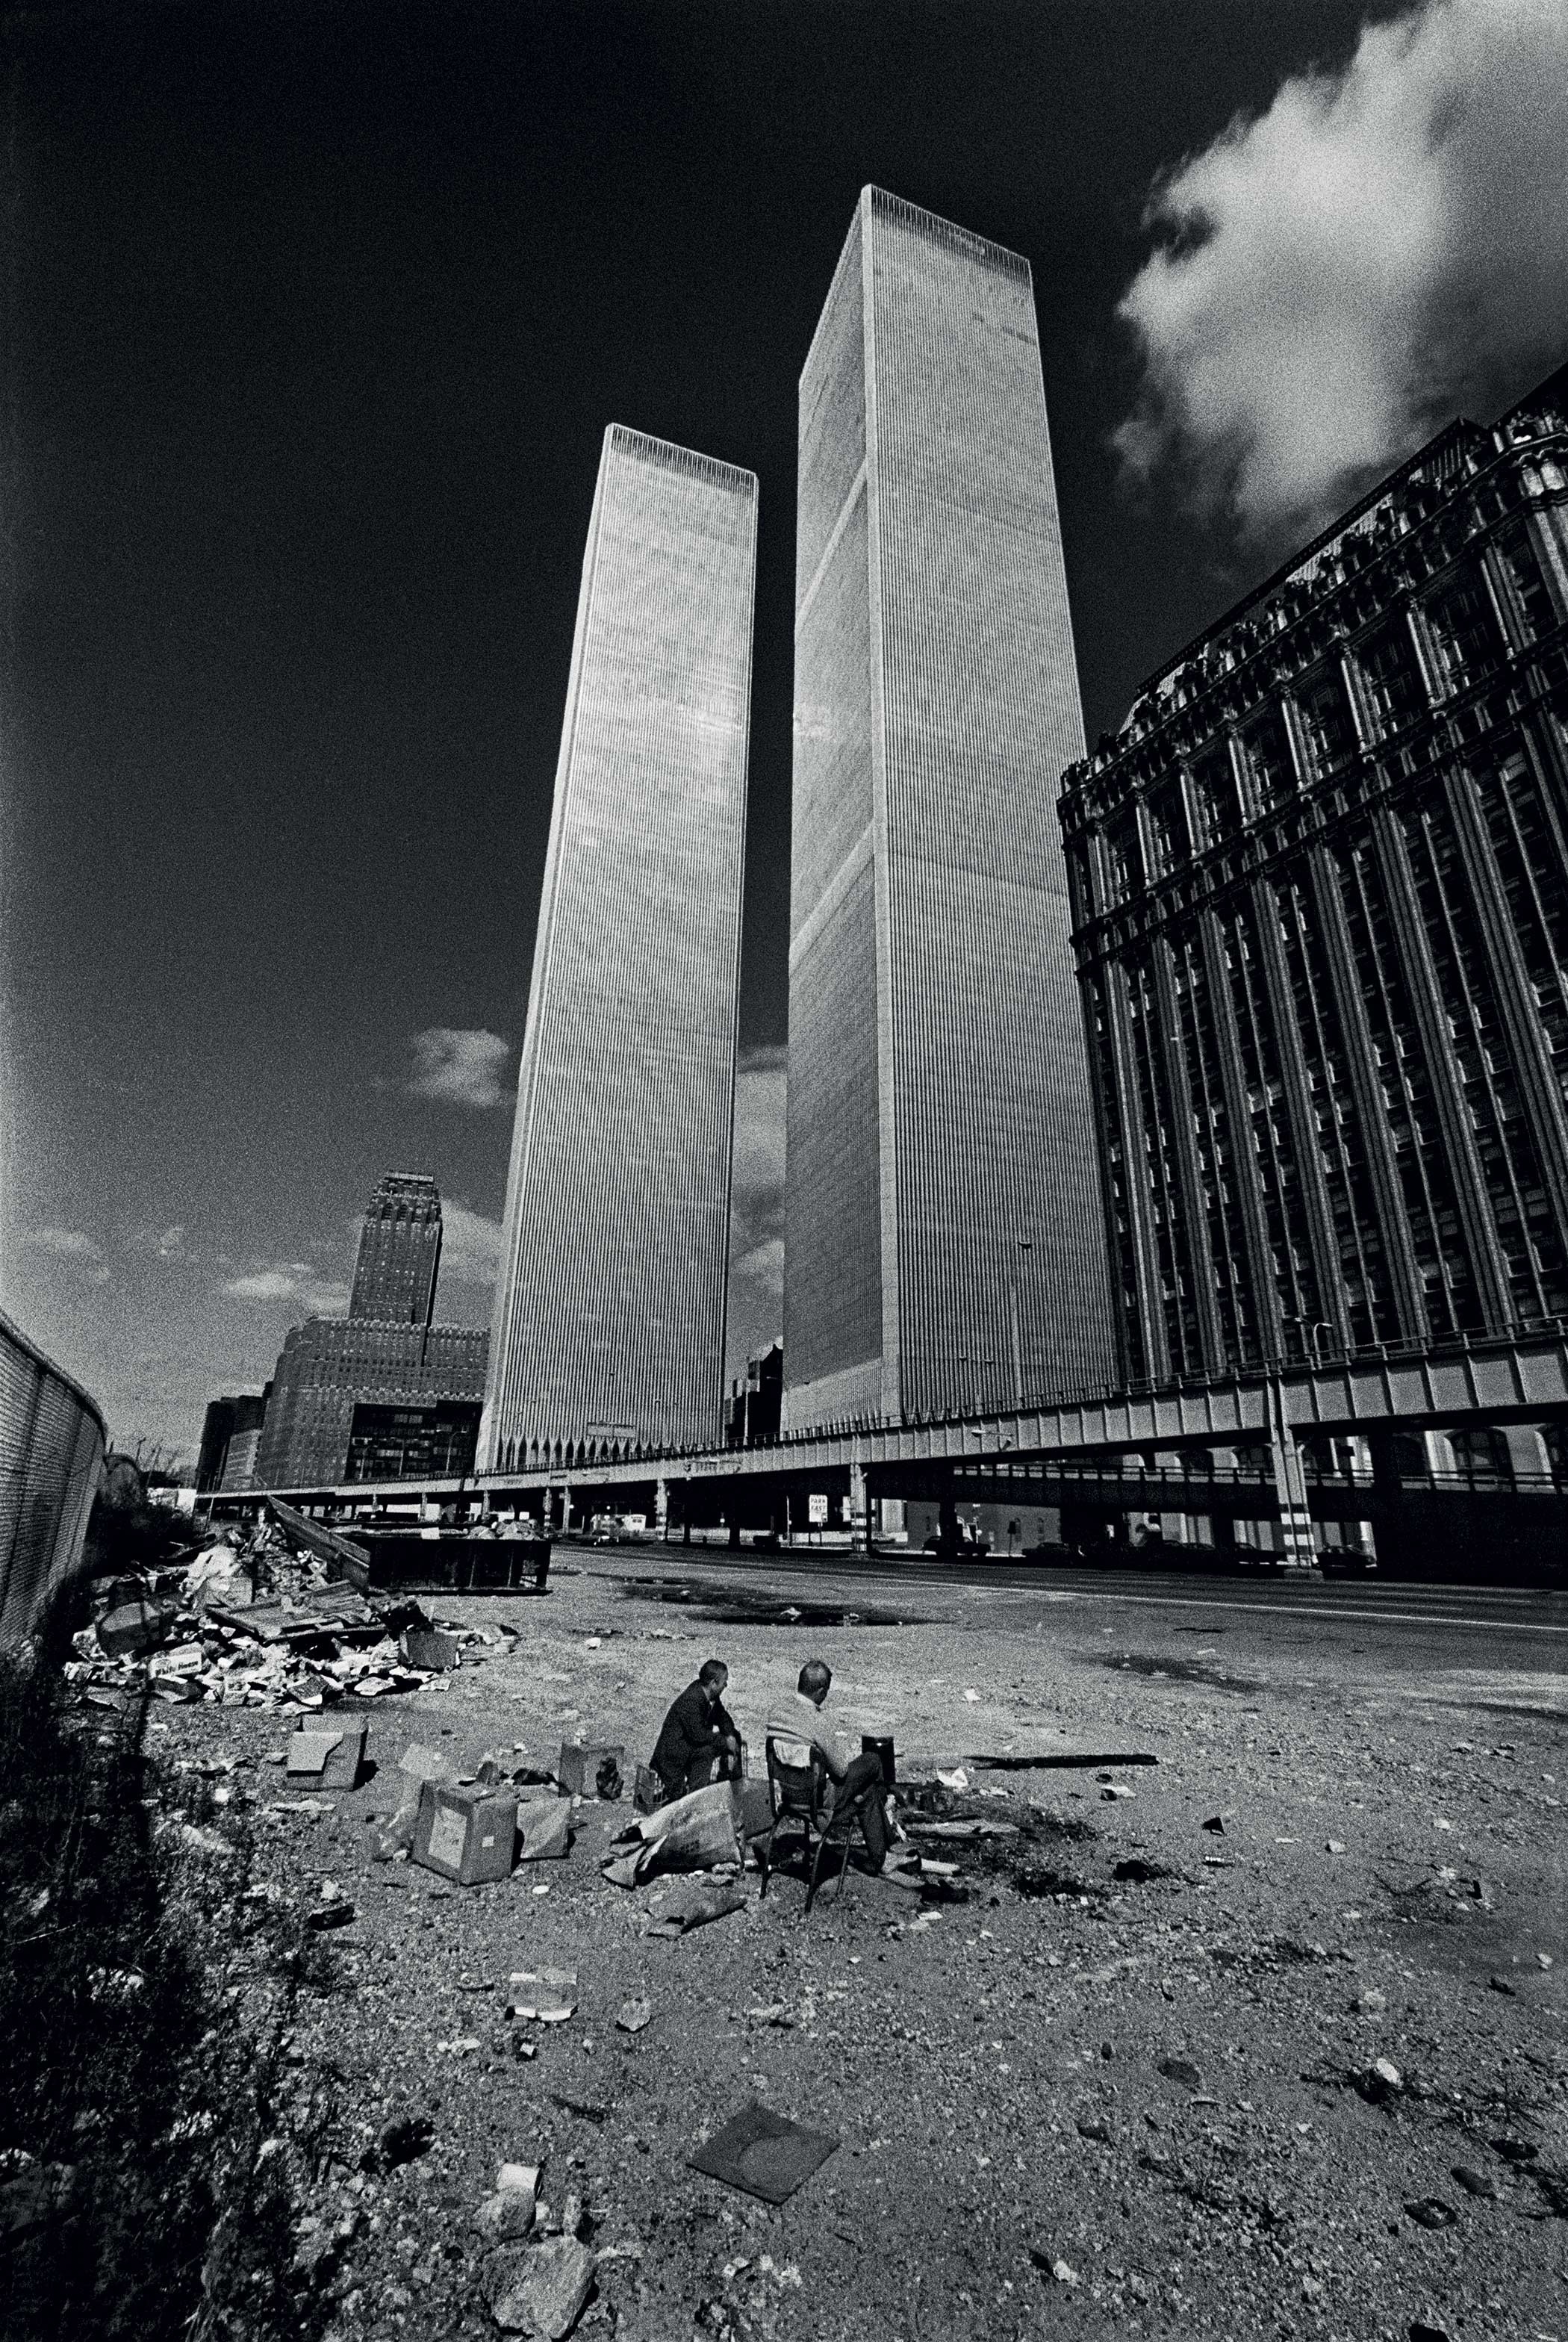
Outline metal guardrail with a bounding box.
[0,1305,108,1646]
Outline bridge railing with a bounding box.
[0,1306,108,1647]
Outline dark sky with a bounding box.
[1,0,1396,1451]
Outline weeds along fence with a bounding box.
[0,1305,107,1647]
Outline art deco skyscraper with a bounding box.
[483,426,756,1465]
[349,1172,443,1326]
[783,187,1114,1431]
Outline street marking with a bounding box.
[1031,1591,1568,1635]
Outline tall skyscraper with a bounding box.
[349,1173,443,1325]
[250,1172,488,1489]
[782,187,1114,1432]
[483,426,757,1467]
[1060,361,1568,1387]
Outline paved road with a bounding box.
[565,1535,1568,1633]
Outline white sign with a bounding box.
[807,1492,829,1526]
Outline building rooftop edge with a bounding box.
[862,184,1031,281]
[1073,352,1568,775]
[604,423,758,494]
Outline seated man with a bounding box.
[650,1658,741,1803]
[766,1659,889,1871]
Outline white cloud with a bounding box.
[731,1044,786,1206]
[222,1264,349,1314]
[735,1234,784,1300]
[438,1201,503,1286]
[24,1226,111,1286]
[1114,0,1568,542]
[727,1046,787,1375]
[405,1027,514,1109]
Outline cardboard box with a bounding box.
[557,1743,625,1799]
[411,1780,518,1885]
[97,1600,174,1659]
[400,1627,461,1671]
[287,1721,367,1790]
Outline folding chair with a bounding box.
[759,1734,867,1913]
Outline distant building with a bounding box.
[254,1318,488,1490]
[345,1400,482,1484]
[484,426,757,1467]
[781,188,1114,1434]
[1058,361,1568,1385]
[726,1341,783,1448]
[249,1172,487,1489]
[349,1173,443,1326]
[218,1425,263,1492]
[196,1391,267,1492]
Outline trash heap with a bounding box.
[63,1521,515,1714]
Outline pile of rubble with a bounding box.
[63,1520,513,1714]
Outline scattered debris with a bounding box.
[644,1877,747,1937]
[558,1743,625,1800]
[602,1780,741,1888]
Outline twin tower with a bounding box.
[482,188,1113,1471]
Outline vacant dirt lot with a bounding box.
[146,1549,1567,2342]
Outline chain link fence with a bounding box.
[0,1305,108,1645]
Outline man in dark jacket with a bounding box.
[650,1659,741,1803]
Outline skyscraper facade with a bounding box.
[1058,362,1568,1385]
[349,1173,443,1325]
[782,187,1114,1432]
[483,426,757,1466]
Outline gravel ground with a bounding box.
[148,1547,1568,2342]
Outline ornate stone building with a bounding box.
[1059,363,1568,1388]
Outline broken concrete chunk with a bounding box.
[615,1998,653,2035]
[1404,2197,1457,2230]
[287,1722,367,1790]
[490,2236,595,2338]
[477,2190,538,2244]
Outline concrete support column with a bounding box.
[849,1460,869,1551]
[656,1477,670,1542]
[1267,1379,1317,1569]
[1503,1423,1549,1481]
